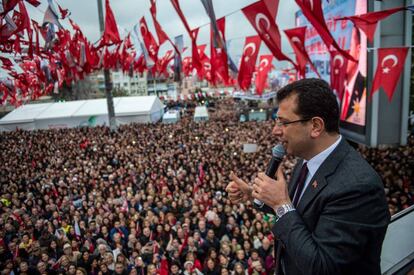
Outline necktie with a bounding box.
[292,163,308,207]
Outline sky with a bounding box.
[25,0,300,68]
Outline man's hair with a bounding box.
[276,78,340,133]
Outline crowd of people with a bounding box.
[0,99,412,274]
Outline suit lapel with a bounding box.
[296,138,351,213]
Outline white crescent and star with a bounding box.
[243,42,256,62]
[291,36,302,45]
[381,54,398,74]
[259,58,269,71]
[255,13,270,34]
[333,54,344,68]
[140,22,147,35]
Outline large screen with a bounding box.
[296,0,367,134]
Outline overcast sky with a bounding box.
[26,0,300,68]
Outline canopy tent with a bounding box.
[162,110,180,124]
[194,106,209,122]
[0,96,164,131]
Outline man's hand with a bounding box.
[252,166,291,209]
[226,172,253,204]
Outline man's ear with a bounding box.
[310,117,324,138]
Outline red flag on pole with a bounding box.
[284,26,320,78]
[157,50,174,77]
[335,6,406,43]
[182,56,192,76]
[17,1,31,33]
[370,47,408,102]
[170,0,202,75]
[295,0,356,62]
[255,54,273,95]
[238,35,261,91]
[329,50,349,101]
[57,4,70,20]
[139,16,159,63]
[99,0,121,47]
[190,28,203,75]
[210,17,229,85]
[242,1,296,67]
[149,1,169,46]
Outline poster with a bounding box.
[296,0,367,134]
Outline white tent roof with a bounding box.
[0,103,52,124]
[74,98,121,117]
[194,106,209,117]
[116,96,162,116]
[0,96,163,124]
[36,101,85,120]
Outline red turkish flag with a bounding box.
[336,7,406,43]
[149,1,169,46]
[238,35,261,91]
[157,50,174,77]
[190,28,203,75]
[242,1,296,67]
[139,16,159,63]
[295,0,356,62]
[182,56,192,76]
[284,26,320,78]
[57,4,70,19]
[198,45,213,82]
[329,50,349,101]
[99,0,121,47]
[371,47,408,102]
[255,55,273,95]
[263,0,279,20]
[170,0,202,75]
[17,1,31,33]
[210,17,229,85]
[13,34,22,54]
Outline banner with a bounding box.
[296,0,367,132]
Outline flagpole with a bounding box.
[97,0,117,132]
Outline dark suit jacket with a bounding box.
[260,138,390,275]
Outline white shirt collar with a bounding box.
[304,135,342,179]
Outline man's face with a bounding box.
[115,263,124,274]
[20,262,28,272]
[273,94,312,159]
[207,230,214,239]
[171,265,179,274]
[252,261,263,271]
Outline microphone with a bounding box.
[254,144,286,208]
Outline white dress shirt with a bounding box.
[296,135,342,203]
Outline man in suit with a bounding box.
[226,78,390,274]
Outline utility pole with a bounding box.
[97,0,117,132]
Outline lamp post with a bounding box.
[97,0,117,132]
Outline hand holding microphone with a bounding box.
[227,144,286,207]
[253,144,286,208]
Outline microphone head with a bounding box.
[272,144,286,158]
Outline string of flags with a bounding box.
[0,0,412,107]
